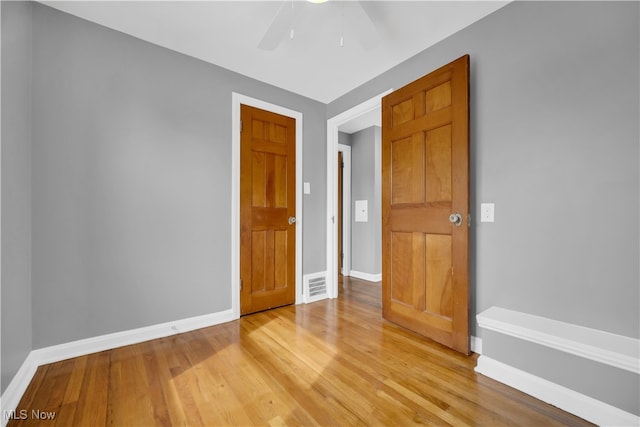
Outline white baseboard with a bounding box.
[470,336,482,355]
[477,306,639,374]
[0,352,40,426]
[349,270,382,282]
[33,309,235,366]
[0,309,234,427]
[476,355,640,427]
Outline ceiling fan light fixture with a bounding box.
[307,0,329,3]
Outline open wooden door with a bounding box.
[338,151,344,279]
[240,104,296,315]
[382,55,470,354]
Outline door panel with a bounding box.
[391,135,424,204]
[425,234,453,318]
[425,125,452,203]
[241,105,296,315]
[382,55,470,354]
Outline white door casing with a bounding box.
[231,93,303,318]
[325,90,392,299]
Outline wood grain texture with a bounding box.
[241,104,296,315]
[9,278,593,427]
[337,152,343,277]
[382,55,470,353]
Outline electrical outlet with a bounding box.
[480,203,494,222]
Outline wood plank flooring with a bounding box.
[8,277,593,426]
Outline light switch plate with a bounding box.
[355,200,368,222]
[304,182,310,194]
[480,203,494,222]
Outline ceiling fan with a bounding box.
[258,0,383,51]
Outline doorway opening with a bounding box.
[325,90,392,299]
[337,145,351,279]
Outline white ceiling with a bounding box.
[41,1,509,104]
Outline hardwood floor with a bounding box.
[9,277,593,426]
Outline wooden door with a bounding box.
[382,55,470,354]
[338,151,344,278]
[240,104,296,315]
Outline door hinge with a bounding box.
[240,120,243,133]
[341,161,344,169]
[240,279,243,291]
[468,214,471,228]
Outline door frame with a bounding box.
[325,89,392,299]
[232,93,303,319]
[337,144,351,276]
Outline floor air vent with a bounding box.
[304,273,328,303]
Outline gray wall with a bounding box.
[328,1,640,340]
[350,126,381,276]
[29,3,326,349]
[1,1,33,394]
[338,132,350,147]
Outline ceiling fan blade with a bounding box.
[258,2,295,51]
[351,1,382,50]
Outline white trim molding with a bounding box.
[1,353,39,427]
[0,309,235,427]
[32,309,235,367]
[231,93,304,317]
[326,89,392,300]
[477,306,640,374]
[349,270,382,283]
[470,336,482,355]
[476,356,640,427]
